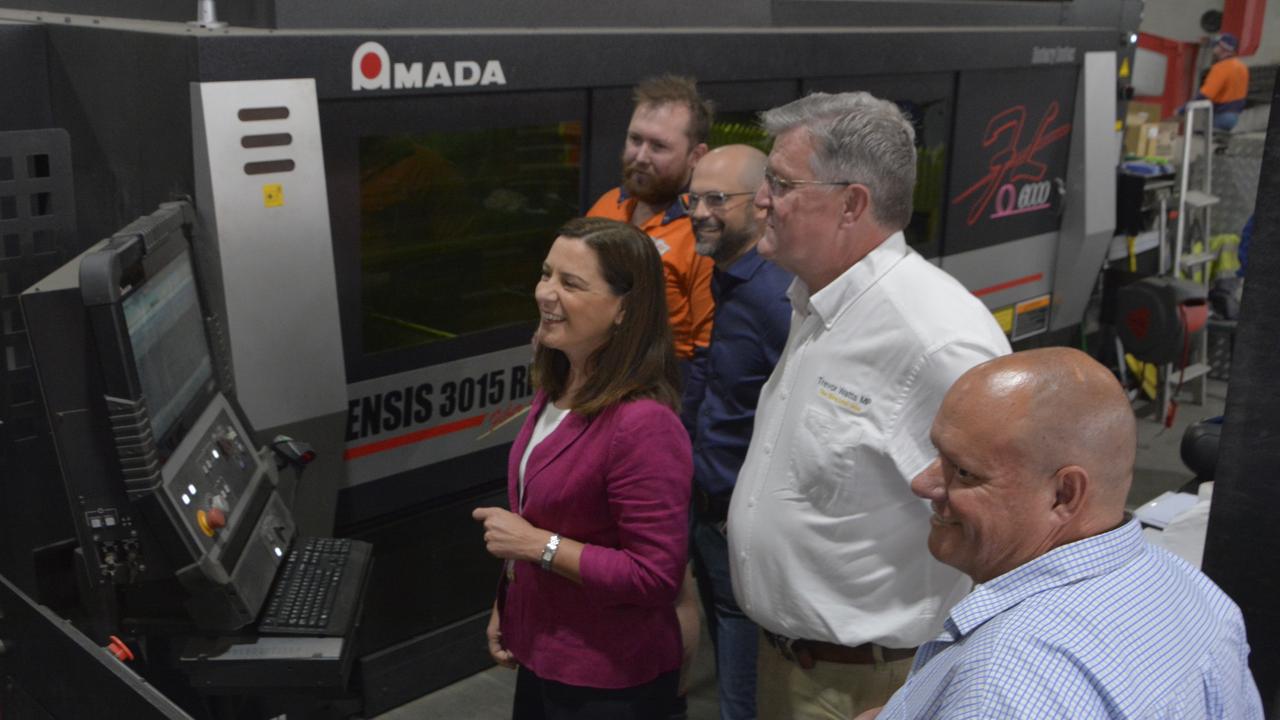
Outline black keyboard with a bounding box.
[257,536,372,637]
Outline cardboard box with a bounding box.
[1123,119,1148,155]
[1138,121,1179,158]
[1123,101,1167,156]
[1128,101,1164,122]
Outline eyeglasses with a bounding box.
[680,191,756,213]
[763,169,852,196]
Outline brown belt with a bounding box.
[764,631,917,669]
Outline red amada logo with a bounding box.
[351,41,506,92]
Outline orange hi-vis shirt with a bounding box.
[587,187,714,360]
[1200,58,1249,113]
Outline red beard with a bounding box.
[622,161,685,206]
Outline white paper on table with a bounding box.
[1134,491,1200,529]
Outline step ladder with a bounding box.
[1162,99,1218,417]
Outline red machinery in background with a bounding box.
[1133,0,1265,119]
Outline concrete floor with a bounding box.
[373,615,723,720]
[374,378,1228,720]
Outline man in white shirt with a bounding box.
[726,92,1011,720]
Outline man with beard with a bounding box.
[587,75,715,406]
[684,145,792,720]
[588,77,715,718]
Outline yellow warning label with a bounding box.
[1119,57,1131,78]
[993,306,1015,335]
[1015,294,1051,314]
[1115,119,1124,132]
[263,183,284,208]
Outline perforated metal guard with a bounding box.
[0,128,80,588]
[0,129,75,470]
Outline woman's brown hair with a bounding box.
[532,217,681,417]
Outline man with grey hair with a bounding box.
[726,92,1011,718]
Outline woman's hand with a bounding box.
[486,605,517,669]
[472,506,545,563]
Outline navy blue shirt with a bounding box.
[685,247,792,497]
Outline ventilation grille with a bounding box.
[238,106,296,177]
[104,394,161,494]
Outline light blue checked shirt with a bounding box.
[878,518,1263,719]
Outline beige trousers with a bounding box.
[756,634,914,720]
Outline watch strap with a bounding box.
[540,533,561,571]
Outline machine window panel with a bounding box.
[711,111,773,153]
[358,121,582,355]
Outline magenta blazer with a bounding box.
[499,390,692,689]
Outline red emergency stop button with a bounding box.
[107,635,134,662]
[207,507,226,529]
[196,507,227,537]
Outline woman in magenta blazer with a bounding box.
[473,217,692,719]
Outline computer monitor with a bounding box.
[120,250,215,457]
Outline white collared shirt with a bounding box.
[727,232,1011,648]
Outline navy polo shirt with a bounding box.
[686,247,792,497]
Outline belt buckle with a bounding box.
[765,631,792,660]
[771,632,814,669]
[778,635,798,663]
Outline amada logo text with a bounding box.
[352,41,506,91]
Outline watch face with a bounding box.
[541,534,560,569]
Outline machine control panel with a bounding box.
[162,396,263,553]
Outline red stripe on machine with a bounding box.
[973,273,1044,298]
[344,414,486,460]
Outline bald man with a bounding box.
[684,145,792,720]
[860,348,1263,720]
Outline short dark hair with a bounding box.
[633,74,715,148]
[532,217,681,417]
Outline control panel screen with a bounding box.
[122,251,215,447]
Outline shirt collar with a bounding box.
[616,186,688,225]
[786,232,910,328]
[942,516,1146,640]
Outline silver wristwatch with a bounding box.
[540,533,561,571]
